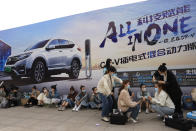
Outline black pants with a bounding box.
[9,99,19,107]
[170,94,183,114]
[111,95,117,109]
[28,97,38,105]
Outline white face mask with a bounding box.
[155,88,158,93]
[142,88,146,92]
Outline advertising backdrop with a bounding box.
[0,0,195,92]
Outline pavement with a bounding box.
[0,106,195,131]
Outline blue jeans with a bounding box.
[151,104,174,117]
[65,98,75,107]
[99,93,113,117]
[126,104,140,119]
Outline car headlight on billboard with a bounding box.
[16,52,32,61]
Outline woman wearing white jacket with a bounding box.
[148,83,175,122]
[97,66,122,122]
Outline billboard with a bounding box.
[0,0,195,90]
[0,40,11,71]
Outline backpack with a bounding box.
[182,96,196,110]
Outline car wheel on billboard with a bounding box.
[69,59,80,79]
[32,61,46,83]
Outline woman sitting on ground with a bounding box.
[118,80,141,123]
[89,87,102,109]
[37,87,50,106]
[0,85,8,108]
[24,86,40,107]
[49,85,60,106]
[58,86,78,111]
[148,83,175,122]
[8,86,22,107]
[72,85,89,112]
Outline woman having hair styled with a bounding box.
[152,63,183,118]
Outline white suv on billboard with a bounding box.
[4,39,82,83]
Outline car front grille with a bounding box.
[6,57,18,65]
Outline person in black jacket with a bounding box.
[153,63,183,118]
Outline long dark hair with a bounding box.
[158,63,167,73]
[70,86,75,92]
[118,80,130,96]
[104,58,112,70]
[41,87,47,93]
[157,83,166,92]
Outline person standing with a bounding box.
[97,66,122,122]
[103,58,112,75]
[153,63,183,118]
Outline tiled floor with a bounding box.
[0,106,195,131]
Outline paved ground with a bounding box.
[0,106,195,131]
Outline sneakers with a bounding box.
[130,117,138,123]
[101,117,110,122]
[61,106,66,111]
[58,106,66,111]
[146,109,149,114]
[163,117,165,122]
[75,108,79,112]
[139,109,141,113]
[157,114,161,117]
[58,106,62,111]
[72,106,77,111]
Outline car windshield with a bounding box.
[25,39,49,51]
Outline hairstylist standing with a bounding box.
[97,66,123,122]
[153,63,183,118]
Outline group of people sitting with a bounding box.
[0,83,21,108]
[0,60,192,125]
[0,83,102,112]
[0,80,176,124]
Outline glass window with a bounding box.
[25,39,49,51]
[58,39,68,45]
[48,39,59,46]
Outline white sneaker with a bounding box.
[163,118,165,122]
[139,109,141,113]
[157,114,161,117]
[136,117,139,121]
[146,109,149,114]
[102,117,110,122]
[58,106,63,111]
[130,117,138,123]
[168,115,173,119]
[75,108,79,112]
[72,106,77,111]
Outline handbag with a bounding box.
[110,109,128,125]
